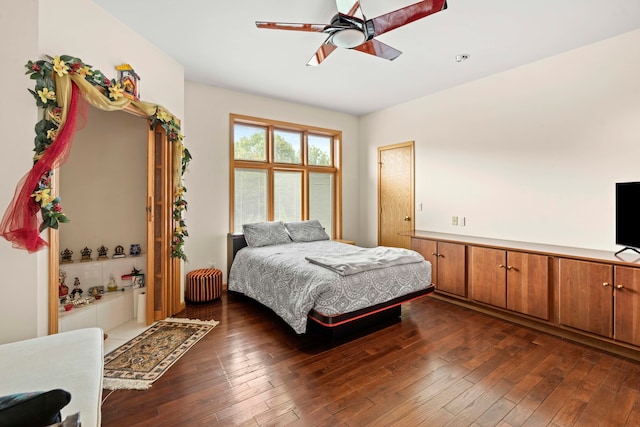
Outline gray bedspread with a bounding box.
[305,246,425,276]
[228,240,432,333]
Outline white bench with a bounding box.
[0,328,104,427]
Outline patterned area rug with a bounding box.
[103,317,219,390]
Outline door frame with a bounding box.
[377,141,415,247]
[47,107,180,334]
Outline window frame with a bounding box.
[229,114,343,238]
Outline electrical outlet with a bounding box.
[452,216,458,226]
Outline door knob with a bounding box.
[404,216,411,221]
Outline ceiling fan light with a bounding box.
[331,29,366,48]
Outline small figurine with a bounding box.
[80,247,92,262]
[71,277,83,297]
[116,64,141,100]
[130,244,141,256]
[60,248,73,264]
[58,270,69,297]
[107,274,118,292]
[113,245,126,258]
[97,245,109,260]
[130,267,145,288]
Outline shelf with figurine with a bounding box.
[58,273,132,315]
[59,244,144,264]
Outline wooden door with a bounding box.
[506,252,549,320]
[559,258,612,337]
[437,242,467,297]
[614,266,640,346]
[470,246,507,307]
[410,238,466,296]
[378,142,414,248]
[411,238,438,286]
[147,123,182,322]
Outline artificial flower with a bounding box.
[32,189,55,207]
[52,56,69,77]
[37,87,56,103]
[46,128,58,140]
[156,108,171,122]
[108,82,125,100]
[47,107,62,123]
[76,65,93,77]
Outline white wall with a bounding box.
[60,108,147,259]
[0,0,40,343]
[0,0,184,344]
[183,82,360,280]
[359,29,640,251]
[38,0,184,118]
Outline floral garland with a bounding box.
[25,55,191,260]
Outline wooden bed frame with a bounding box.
[227,233,435,340]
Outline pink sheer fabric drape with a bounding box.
[0,82,85,252]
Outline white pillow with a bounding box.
[242,221,292,247]
[284,220,330,242]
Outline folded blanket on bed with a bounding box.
[305,246,425,276]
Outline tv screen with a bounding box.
[616,181,640,250]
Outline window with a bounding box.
[230,114,342,238]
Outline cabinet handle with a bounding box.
[616,284,624,290]
[432,252,438,256]
[499,264,506,269]
[603,282,611,287]
[507,265,517,271]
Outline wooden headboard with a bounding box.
[227,233,248,278]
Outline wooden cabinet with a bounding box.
[506,251,549,320]
[559,259,612,337]
[559,259,640,346]
[614,266,640,346]
[470,247,549,319]
[411,238,466,297]
[470,247,506,307]
[407,231,640,360]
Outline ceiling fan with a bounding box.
[256,0,448,66]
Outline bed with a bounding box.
[227,220,434,339]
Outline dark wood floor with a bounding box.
[101,293,640,426]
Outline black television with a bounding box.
[615,181,640,256]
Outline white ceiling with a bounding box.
[92,0,640,116]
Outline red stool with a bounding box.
[185,269,222,302]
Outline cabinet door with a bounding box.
[559,259,612,337]
[437,242,467,297]
[411,238,438,286]
[470,246,506,308]
[506,252,549,320]
[614,266,640,346]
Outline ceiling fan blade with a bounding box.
[353,39,402,61]
[369,0,447,37]
[307,39,338,66]
[335,0,364,20]
[256,21,332,33]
